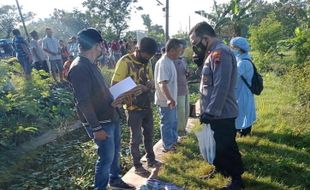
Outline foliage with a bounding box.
[278,27,310,64]
[83,0,136,39]
[0,58,75,147]
[285,62,310,116]
[141,14,165,43]
[159,73,310,189]
[195,0,264,37]
[272,0,309,37]
[0,5,34,39]
[249,13,285,55]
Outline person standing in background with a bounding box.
[230,37,256,137]
[174,39,190,137]
[42,28,63,82]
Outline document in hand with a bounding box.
[109,77,137,99]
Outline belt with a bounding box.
[82,119,112,127]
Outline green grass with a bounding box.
[158,73,310,190]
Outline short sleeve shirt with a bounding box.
[111,54,153,110]
[154,54,178,107]
[174,57,188,96]
[30,39,47,62]
[42,36,61,60]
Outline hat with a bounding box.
[138,37,158,55]
[77,28,103,50]
[230,37,250,52]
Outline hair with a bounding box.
[189,21,216,38]
[12,29,21,36]
[29,30,38,37]
[138,37,158,55]
[165,38,182,52]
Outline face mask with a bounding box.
[192,39,207,67]
[192,39,207,56]
[137,55,149,64]
[192,54,204,67]
[232,49,240,57]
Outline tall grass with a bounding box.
[158,73,310,190]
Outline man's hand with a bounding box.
[167,99,176,109]
[93,130,109,140]
[200,113,215,124]
[146,80,155,90]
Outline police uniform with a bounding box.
[200,39,244,180]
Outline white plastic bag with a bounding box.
[195,124,216,164]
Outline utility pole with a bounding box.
[15,0,30,42]
[165,0,169,42]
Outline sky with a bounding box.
[1,0,257,35]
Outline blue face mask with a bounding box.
[232,49,240,57]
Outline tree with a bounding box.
[272,0,309,38]
[0,5,34,38]
[195,0,268,37]
[249,13,285,55]
[52,9,90,38]
[83,0,136,39]
[141,14,165,43]
[141,14,152,32]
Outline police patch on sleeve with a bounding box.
[212,51,221,64]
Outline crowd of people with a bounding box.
[66,21,256,190]
[10,27,136,81]
[10,21,256,190]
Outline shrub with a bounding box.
[0,59,75,147]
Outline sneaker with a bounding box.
[134,166,150,178]
[147,159,160,167]
[109,179,135,190]
[220,179,245,190]
[162,146,176,153]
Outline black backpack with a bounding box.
[240,58,264,95]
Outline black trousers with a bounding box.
[209,118,244,179]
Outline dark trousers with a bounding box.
[209,118,244,179]
[126,108,155,168]
[34,60,49,73]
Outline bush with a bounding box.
[285,62,310,121]
[0,59,75,147]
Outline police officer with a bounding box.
[189,22,245,190]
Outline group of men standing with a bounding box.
[11,28,78,82]
[68,21,245,190]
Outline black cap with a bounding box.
[138,37,158,55]
[77,28,103,50]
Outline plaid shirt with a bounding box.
[12,35,29,58]
[138,178,184,190]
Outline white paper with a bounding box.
[109,77,137,99]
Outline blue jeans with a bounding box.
[158,107,178,150]
[93,121,121,190]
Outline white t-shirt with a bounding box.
[30,39,47,62]
[154,54,178,107]
[42,36,61,60]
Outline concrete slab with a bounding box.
[122,117,199,188]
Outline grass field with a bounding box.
[158,73,310,190]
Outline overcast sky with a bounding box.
[1,0,275,35]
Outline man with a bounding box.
[111,37,158,177]
[67,28,134,190]
[189,21,244,190]
[174,39,190,137]
[12,29,32,79]
[29,30,49,74]
[68,36,78,58]
[42,28,63,82]
[154,38,183,152]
